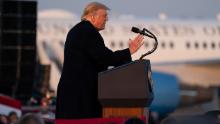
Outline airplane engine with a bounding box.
[149,71,215,118]
[150,72,180,117]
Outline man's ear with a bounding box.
[91,15,96,22]
[91,15,95,20]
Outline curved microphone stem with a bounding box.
[139,28,158,60]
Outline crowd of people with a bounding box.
[0,111,54,124]
[0,111,19,124]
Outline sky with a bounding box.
[37,0,220,19]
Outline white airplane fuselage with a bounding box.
[37,10,220,91]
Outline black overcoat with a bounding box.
[56,20,132,119]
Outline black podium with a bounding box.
[98,59,154,118]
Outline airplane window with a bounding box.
[170,41,174,49]
[211,42,216,49]
[161,41,166,48]
[110,41,115,48]
[144,42,149,48]
[194,42,199,49]
[119,41,124,48]
[186,42,190,49]
[60,41,64,47]
[203,42,207,49]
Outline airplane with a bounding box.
[37,9,220,118]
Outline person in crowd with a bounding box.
[0,114,8,124]
[8,111,18,124]
[16,113,44,124]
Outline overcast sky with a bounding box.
[38,0,220,19]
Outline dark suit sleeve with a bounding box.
[84,30,132,67]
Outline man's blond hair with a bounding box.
[81,2,110,20]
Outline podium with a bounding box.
[98,59,154,118]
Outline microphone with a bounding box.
[131,26,158,59]
[131,27,141,34]
[131,27,153,38]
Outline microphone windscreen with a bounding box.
[131,27,140,33]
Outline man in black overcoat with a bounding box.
[55,2,144,119]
